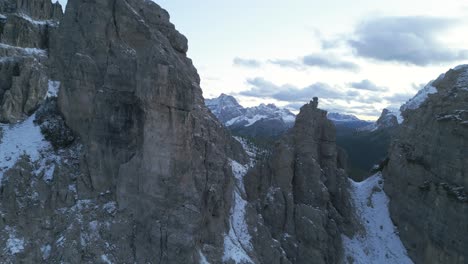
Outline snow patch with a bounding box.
[5,226,25,255]
[101,254,113,264]
[40,244,51,260]
[0,43,47,56]
[198,250,211,264]
[47,80,61,98]
[15,13,53,26]
[342,173,413,264]
[223,139,256,263]
[0,114,51,184]
[386,108,403,125]
[401,84,437,112]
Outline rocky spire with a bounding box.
[244,98,356,264]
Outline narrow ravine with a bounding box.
[222,137,258,264]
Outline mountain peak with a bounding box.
[327,112,361,122]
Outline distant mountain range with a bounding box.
[206,94,375,138]
[205,94,296,139]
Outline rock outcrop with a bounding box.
[0,0,62,123]
[244,98,355,264]
[383,65,468,264]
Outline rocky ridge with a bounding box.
[383,65,468,264]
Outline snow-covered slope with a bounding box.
[225,103,295,127]
[0,81,59,184]
[223,137,259,264]
[342,173,413,264]
[401,77,440,112]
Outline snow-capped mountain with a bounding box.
[205,94,296,138]
[225,103,295,127]
[205,93,245,123]
[360,108,402,132]
[327,112,361,122]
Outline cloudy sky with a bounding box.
[59,0,468,120]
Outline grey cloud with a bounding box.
[240,77,345,102]
[233,57,262,68]
[384,93,414,104]
[349,79,388,92]
[273,83,344,101]
[346,90,360,97]
[285,102,307,111]
[268,59,304,70]
[241,77,385,118]
[348,16,468,65]
[268,54,359,72]
[302,54,359,71]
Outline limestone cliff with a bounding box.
[383,65,468,264]
[0,0,62,123]
[0,0,247,263]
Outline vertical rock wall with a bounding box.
[383,66,468,264]
[52,0,247,262]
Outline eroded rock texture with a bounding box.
[51,0,246,262]
[244,98,356,264]
[383,66,468,264]
[0,0,61,123]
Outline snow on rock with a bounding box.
[47,80,61,98]
[40,244,52,260]
[0,79,62,184]
[5,226,25,255]
[0,113,51,183]
[198,250,211,264]
[223,160,254,264]
[386,107,403,125]
[15,12,54,26]
[327,112,361,122]
[226,114,268,127]
[100,254,113,264]
[223,138,257,263]
[401,78,440,112]
[0,43,47,56]
[342,173,413,264]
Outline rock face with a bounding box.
[244,98,355,264]
[0,0,62,123]
[383,65,468,264]
[0,0,247,263]
[50,0,246,262]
